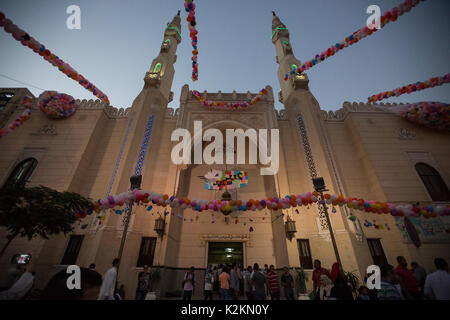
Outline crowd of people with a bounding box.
[182,262,295,301]
[0,255,449,300]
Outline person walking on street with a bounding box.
[312,259,331,300]
[424,258,450,300]
[219,266,230,300]
[281,267,295,300]
[243,266,253,300]
[330,262,353,300]
[411,261,427,294]
[135,265,151,300]
[250,263,267,300]
[182,267,195,301]
[98,258,119,300]
[395,256,421,300]
[204,265,214,300]
[266,265,280,300]
[378,264,402,300]
[229,263,240,300]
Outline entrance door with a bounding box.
[208,242,243,266]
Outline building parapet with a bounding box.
[321,101,409,121]
[165,107,179,120]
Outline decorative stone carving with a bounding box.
[169,91,174,103]
[144,71,161,88]
[292,72,309,90]
[199,233,251,246]
[33,124,57,135]
[277,109,288,120]
[160,42,170,53]
[398,127,417,140]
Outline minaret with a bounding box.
[272,12,310,106]
[144,11,182,102]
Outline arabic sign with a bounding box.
[204,170,248,190]
[394,215,450,244]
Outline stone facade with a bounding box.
[0,13,449,299]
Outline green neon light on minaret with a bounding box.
[271,27,288,39]
[165,27,182,39]
[153,63,162,73]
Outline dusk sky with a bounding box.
[0,0,449,111]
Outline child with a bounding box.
[357,285,370,300]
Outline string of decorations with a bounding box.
[38,91,78,119]
[0,96,32,138]
[368,73,450,102]
[184,0,198,81]
[89,189,450,219]
[387,102,450,131]
[0,11,110,104]
[192,88,268,109]
[283,0,426,81]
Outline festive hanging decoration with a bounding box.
[38,91,78,119]
[204,170,248,190]
[364,220,391,230]
[386,102,450,131]
[192,88,268,109]
[184,0,198,81]
[0,96,32,138]
[91,189,450,220]
[368,74,450,102]
[283,0,426,81]
[0,12,109,104]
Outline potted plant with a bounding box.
[294,267,310,300]
[344,270,360,299]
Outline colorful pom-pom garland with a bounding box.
[192,88,268,109]
[283,0,426,81]
[90,189,450,220]
[388,102,450,131]
[368,74,450,103]
[0,96,33,139]
[184,0,198,81]
[0,11,110,104]
[38,91,78,119]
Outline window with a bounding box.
[136,237,157,267]
[61,235,84,265]
[4,158,38,187]
[367,238,388,267]
[297,239,313,269]
[415,163,450,201]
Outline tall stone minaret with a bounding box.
[272,12,357,267]
[144,10,182,101]
[109,11,183,224]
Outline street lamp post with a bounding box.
[117,175,142,273]
[313,177,342,265]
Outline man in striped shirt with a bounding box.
[378,264,402,300]
[266,265,280,300]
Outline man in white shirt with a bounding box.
[98,258,120,300]
[424,258,450,300]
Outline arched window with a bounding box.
[153,63,162,73]
[415,163,450,201]
[4,158,38,187]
